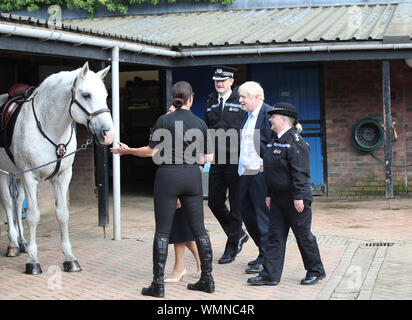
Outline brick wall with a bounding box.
[324,59,412,197]
[70,125,97,204]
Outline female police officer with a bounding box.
[247,102,326,286]
[111,81,214,298]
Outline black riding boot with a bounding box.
[141,234,168,298]
[187,234,215,293]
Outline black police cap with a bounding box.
[212,65,237,81]
[268,102,299,119]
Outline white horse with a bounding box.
[0,62,114,274]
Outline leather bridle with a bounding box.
[68,77,111,137]
[31,76,111,180]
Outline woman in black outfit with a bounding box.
[111,81,214,298]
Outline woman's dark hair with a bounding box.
[171,81,193,108]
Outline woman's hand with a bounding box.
[265,197,271,209]
[110,141,130,155]
[294,199,304,213]
[167,105,176,114]
[176,198,182,209]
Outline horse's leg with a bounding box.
[15,179,28,253]
[51,167,81,272]
[22,174,42,275]
[0,174,20,257]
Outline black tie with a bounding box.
[218,97,224,117]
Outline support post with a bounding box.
[95,62,109,233]
[160,68,173,114]
[112,46,121,240]
[382,60,393,199]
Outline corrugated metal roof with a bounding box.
[62,3,412,47]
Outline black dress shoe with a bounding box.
[245,264,263,274]
[218,253,235,264]
[300,273,326,285]
[248,258,258,266]
[247,275,279,286]
[237,233,249,254]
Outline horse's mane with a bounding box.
[34,69,79,97]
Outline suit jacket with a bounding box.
[240,102,275,158]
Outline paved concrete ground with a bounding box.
[0,194,411,301]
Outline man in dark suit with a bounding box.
[237,81,275,274]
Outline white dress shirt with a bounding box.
[238,103,263,175]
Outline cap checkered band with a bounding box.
[214,69,234,77]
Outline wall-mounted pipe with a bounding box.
[179,43,412,57]
[0,23,179,57]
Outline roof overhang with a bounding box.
[1,3,412,68]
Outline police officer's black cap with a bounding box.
[268,102,299,119]
[212,65,237,81]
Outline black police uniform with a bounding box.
[260,123,325,283]
[205,80,248,262]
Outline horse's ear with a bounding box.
[80,62,89,79]
[97,66,110,80]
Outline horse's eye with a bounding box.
[82,93,91,99]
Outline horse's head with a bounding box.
[70,62,114,146]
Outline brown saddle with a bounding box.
[0,84,35,161]
[1,84,33,130]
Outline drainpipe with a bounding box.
[111,46,121,240]
[179,43,412,57]
[382,60,393,199]
[0,23,178,57]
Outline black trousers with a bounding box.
[261,193,325,281]
[154,165,207,239]
[207,164,243,255]
[239,172,269,263]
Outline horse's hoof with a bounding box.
[6,246,20,257]
[19,242,28,253]
[25,263,43,275]
[63,260,82,272]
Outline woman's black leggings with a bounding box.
[153,165,207,239]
